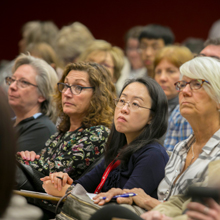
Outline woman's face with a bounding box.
[86,51,116,82]
[179,76,218,120]
[114,82,152,144]
[62,70,93,120]
[126,38,143,70]
[8,64,45,114]
[155,59,180,100]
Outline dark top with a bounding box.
[15,114,57,154]
[17,125,110,180]
[75,142,169,199]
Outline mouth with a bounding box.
[117,116,127,122]
[63,102,75,106]
[144,60,152,66]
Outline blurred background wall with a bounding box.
[1,0,220,61]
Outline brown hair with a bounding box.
[54,62,116,132]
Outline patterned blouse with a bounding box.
[17,125,110,180]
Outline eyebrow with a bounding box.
[64,78,87,83]
[121,93,144,101]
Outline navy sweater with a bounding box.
[75,141,169,199]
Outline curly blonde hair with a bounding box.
[54,62,116,132]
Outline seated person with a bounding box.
[77,39,124,94]
[5,54,58,154]
[0,88,42,220]
[87,56,220,214]
[42,77,169,199]
[164,37,220,151]
[16,62,116,189]
[138,24,175,78]
[153,45,193,143]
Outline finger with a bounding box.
[117,197,132,204]
[35,155,40,159]
[67,176,74,185]
[40,176,51,181]
[25,151,31,160]
[187,210,211,220]
[30,151,36,161]
[19,151,26,160]
[207,198,220,211]
[50,173,56,184]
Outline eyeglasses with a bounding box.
[174,79,210,92]
[57,83,94,95]
[114,98,152,111]
[5,76,38,88]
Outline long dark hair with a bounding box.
[104,77,168,167]
[0,89,17,217]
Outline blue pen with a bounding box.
[99,193,137,200]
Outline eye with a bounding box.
[132,102,140,108]
[119,99,125,104]
[74,85,83,92]
[20,80,30,86]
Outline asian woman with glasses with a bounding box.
[41,77,169,202]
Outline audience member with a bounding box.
[26,42,64,79]
[164,38,220,151]
[18,20,59,53]
[16,62,116,190]
[78,39,124,89]
[88,56,220,216]
[182,37,205,55]
[42,77,169,200]
[0,20,59,93]
[116,26,146,92]
[154,45,193,118]
[138,24,175,78]
[0,88,42,219]
[208,19,220,39]
[55,22,94,65]
[6,54,58,154]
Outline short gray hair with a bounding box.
[12,54,58,122]
[180,56,220,104]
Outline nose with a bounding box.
[145,47,153,56]
[159,71,168,81]
[121,103,130,113]
[9,80,18,90]
[181,83,192,96]
[63,87,72,97]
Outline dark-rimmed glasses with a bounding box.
[5,76,38,88]
[114,98,152,111]
[57,83,94,95]
[174,79,210,92]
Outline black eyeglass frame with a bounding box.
[57,82,95,95]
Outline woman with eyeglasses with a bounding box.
[16,61,116,191]
[41,77,169,202]
[77,39,124,94]
[5,54,58,154]
[87,56,220,220]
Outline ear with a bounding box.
[147,115,153,125]
[38,95,46,103]
[217,102,220,111]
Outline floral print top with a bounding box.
[17,125,110,180]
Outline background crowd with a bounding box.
[0,17,220,220]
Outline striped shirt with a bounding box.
[158,128,220,201]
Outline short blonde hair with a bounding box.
[54,62,116,133]
[78,40,124,82]
[154,45,193,77]
[12,54,58,123]
[55,22,94,65]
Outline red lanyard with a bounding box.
[94,160,121,194]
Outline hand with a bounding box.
[141,211,172,220]
[121,188,161,210]
[17,151,40,161]
[42,180,70,197]
[187,199,220,220]
[93,188,125,206]
[40,172,73,191]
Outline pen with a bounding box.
[99,193,137,200]
[56,176,63,180]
